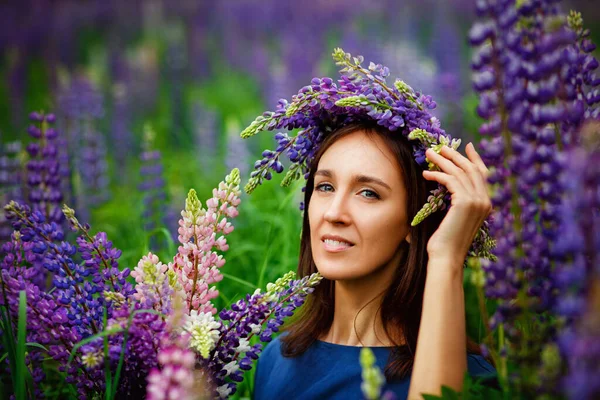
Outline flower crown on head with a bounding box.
[241,48,496,261]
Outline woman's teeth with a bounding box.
[324,239,351,247]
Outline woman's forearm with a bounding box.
[407,257,467,400]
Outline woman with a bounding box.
[252,121,495,400]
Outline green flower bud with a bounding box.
[335,95,368,108]
[241,115,268,138]
[281,168,300,187]
[394,79,414,96]
[332,48,350,65]
[567,10,583,33]
[360,348,384,400]
[226,168,241,187]
[411,189,447,226]
[185,189,203,219]
[244,177,260,194]
[408,128,437,147]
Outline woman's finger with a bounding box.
[422,169,466,196]
[425,148,474,191]
[465,142,490,179]
[438,145,485,189]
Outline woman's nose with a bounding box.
[323,193,351,225]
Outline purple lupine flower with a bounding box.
[226,118,250,179]
[192,102,218,174]
[57,76,110,223]
[24,111,65,224]
[0,233,105,397]
[4,202,102,337]
[207,272,322,398]
[139,128,173,252]
[551,121,600,399]
[0,140,23,242]
[109,51,136,181]
[469,0,600,395]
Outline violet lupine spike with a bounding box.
[470,0,600,395]
[193,103,218,174]
[207,271,322,399]
[25,111,64,224]
[139,126,171,252]
[551,121,600,399]
[0,237,105,396]
[0,141,23,242]
[110,55,135,181]
[63,204,135,310]
[225,118,250,180]
[4,201,102,337]
[171,169,242,315]
[58,76,109,222]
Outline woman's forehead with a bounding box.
[317,131,401,179]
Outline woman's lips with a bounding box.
[322,239,354,252]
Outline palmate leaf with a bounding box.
[420,372,504,400]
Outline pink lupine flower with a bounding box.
[171,169,241,314]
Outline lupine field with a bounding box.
[1,0,599,399]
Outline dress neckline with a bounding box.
[314,339,396,349]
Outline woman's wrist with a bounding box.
[426,254,465,282]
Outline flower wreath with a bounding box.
[241,48,496,261]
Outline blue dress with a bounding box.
[253,335,496,400]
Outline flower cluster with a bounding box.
[2,165,323,399]
[139,125,173,252]
[25,112,64,224]
[58,76,110,221]
[469,0,599,396]
[171,169,242,315]
[241,48,494,260]
[0,141,23,242]
[551,121,600,399]
[146,297,199,400]
[207,271,323,398]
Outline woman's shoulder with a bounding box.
[258,334,285,364]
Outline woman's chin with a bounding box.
[315,263,366,281]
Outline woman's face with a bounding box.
[308,130,411,282]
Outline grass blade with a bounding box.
[221,273,256,291]
[103,308,112,400]
[16,291,27,400]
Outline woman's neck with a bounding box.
[319,262,402,347]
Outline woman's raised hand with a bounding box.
[421,142,492,268]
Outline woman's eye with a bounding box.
[315,183,334,192]
[360,189,380,199]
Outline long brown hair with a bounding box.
[280,121,483,381]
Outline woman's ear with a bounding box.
[405,232,411,244]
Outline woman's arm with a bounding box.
[407,257,466,399]
[408,143,491,399]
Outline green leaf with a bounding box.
[422,394,443,400]
[24,342,49,352]
[103,308,112,400]
[0,305,18,394]
[440,385,461,400]
[16,291,28,400]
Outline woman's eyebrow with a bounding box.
[355,174,391,190]
[315,169,391,190]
